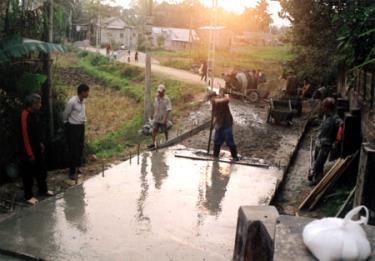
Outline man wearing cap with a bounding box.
[20,94,53,205]
[148,84,172,149]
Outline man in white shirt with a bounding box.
[148,84,172,149]
[63,84,90,179]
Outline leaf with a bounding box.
[359,28,375,38]
[0,35,66,64]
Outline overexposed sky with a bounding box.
[105,0,289,27]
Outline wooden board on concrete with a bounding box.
[175,151,269,168]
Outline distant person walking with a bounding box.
[200,60,208,82]
[106,43,112,56]
[19,94,53,205]
[127,50,131,63]
[63,84,90,180]
[148,84,172,149]
[135,51,139,63]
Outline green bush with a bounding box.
[90,54,110,66]
[79,50,89,58]
[15,73,47,97]
[122,66,144,79]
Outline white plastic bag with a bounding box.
[303,206,371,261]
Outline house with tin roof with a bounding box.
[93,17,138,49]
[151,27,199,50]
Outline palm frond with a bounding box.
[0,34,65,64]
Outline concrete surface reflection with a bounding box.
[136,153,151,230]
[63,185,87,232]
[0,146,280,260]
[151,150,169,189]
[198,161,231,216]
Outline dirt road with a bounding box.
[83,47,225,88]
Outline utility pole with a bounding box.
[69,9,72,42]
[47,0,54,138]
[188,4,193,65]
[144,0,153,123]
[207,0,218,91]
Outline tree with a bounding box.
[279,0,341,85]
[335,1,375,70]
[242,0,272,32]
[254,0,272,32]
[279,0,375,86]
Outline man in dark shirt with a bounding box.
[308,97,343,185]
[209,92,239,161]
[20,94,52,205]
[285,71,298,96]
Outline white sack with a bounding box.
[303,206,371,261]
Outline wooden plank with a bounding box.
[308,152,358,210]
[175,154,269,168]
[298,159,342,210]
[299,151,358,211]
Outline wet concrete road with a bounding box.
[0,147,281,260]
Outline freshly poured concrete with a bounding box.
[0,147,281,260]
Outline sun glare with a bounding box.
[200,0,252,14]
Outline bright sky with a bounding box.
[106,0,289,27]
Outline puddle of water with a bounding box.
[0,147,281,261]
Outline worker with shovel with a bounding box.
[207,91,239,161]
[308,97,343,185]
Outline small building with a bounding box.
[241,32,279,46]
[151,27,199,50]
[92,17,138,49]
[197,26,234,49]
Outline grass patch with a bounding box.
[56,51,205,159]
[79,54,144,101]
[94,111,145,158]
[151,46,294,79]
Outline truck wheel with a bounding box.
[248,91,260,103]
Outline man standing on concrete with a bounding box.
[20,94,53,205]
[208,92,239,161]
[308,97,343,185]
[63,84,90,180]
[148,84,172,149]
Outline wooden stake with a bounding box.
[335,187,356,218]
[207,105,214,154]
[102,160,105,177]
[137,144,140,164]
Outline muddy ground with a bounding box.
[181,98,308,168]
